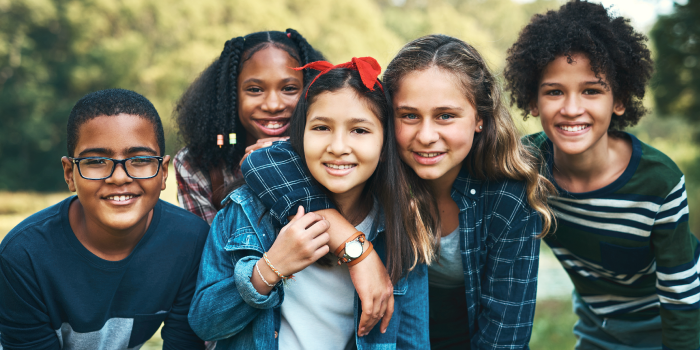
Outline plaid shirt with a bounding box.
[241,141,541,349]
[174,148,239,224]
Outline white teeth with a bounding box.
[417,152,441,157]
[325,164,356,170]
[559,125,589,132]
[108,195,134,201]
[264,121,285,129]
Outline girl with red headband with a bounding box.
[240,35,557,349]
[188,57,437,349]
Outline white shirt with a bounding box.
[278,205,377,350]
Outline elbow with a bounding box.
[188,290,248,341]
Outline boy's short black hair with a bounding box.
[504,0,654,131]
[67,88,165,157]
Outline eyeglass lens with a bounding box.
[78,158,160,179]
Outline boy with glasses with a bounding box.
[0,89,206,349]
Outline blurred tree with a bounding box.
[651,0,700,129]
[0,0,558,191]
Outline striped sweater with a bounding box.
[527,132,699,350]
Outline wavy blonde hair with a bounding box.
[384,34,556,237]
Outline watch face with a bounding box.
[345,240,363,259]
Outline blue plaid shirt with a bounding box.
[241,141,541,349]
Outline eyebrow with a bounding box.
[395,105,464,112]
[309,116,375,125]
[242,77,301,85]
[127,146,158,155]
[78,148,112,157]
[540,81,605,88]
[77,146,158,157]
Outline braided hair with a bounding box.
[175,29,324,176]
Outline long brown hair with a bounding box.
[290,67,438,283]
[383,34,556,237]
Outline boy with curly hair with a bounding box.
[505,1,699,349]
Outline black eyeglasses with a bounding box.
[69,156,164,180]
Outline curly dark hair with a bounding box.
[504,0,654,131]
[174,29,324,175]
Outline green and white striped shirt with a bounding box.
[526,132,699,350]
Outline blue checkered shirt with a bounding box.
[241,141,541,349]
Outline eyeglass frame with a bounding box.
[68,156,164,180]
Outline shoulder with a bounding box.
[0,198,68,264]
[521,132,549,151]
[157,200,210,244]
[634,136,685,193]
[483,177,531,212]
[174,148,204,178]
[241,140,300,173]
[214,185,266,227]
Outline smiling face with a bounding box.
[62,113,169,233]
[393,66,483,185]
[533,54,625,156]
[304,88,384,202]
[237,46,304,145]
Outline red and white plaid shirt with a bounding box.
[174,148,239,224]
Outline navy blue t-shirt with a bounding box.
[0,196,208,349]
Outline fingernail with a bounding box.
[263,141,272,146]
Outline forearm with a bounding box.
[251,259,282,295]
[313,209,360,252]
[190,257,281,340]
[660,308,700,350]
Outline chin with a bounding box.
[411,167,444,181]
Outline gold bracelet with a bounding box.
[263,252,294,281]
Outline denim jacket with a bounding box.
[241,141,542,350]
[188,185,430,349]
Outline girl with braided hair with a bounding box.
[173,29,324,224]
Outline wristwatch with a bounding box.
[338,235,365,265]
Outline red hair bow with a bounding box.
[293,57,383,98]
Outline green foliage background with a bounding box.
[0,0,559,191]
[1,0,699,347]
[1,0,699,231]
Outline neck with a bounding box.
[330,186,368,227]
[553,133,611,186]
[69,199,152,261]
[427,165,461,201]
[427,165,461,236]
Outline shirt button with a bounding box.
[470,189,476,195]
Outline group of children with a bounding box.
[0,1,697,349]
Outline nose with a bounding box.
[416,118,440,145]
[327,131,351,156]
[105,163,133,185]
[561,94,585,117]
[261,91,285,114]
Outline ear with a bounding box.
[612,99,626,116]
[160,155,170,191]
[61,157,77,192]
[530,101,540,117]
[475,117,484,133]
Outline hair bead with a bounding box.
[216,134,224,148]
